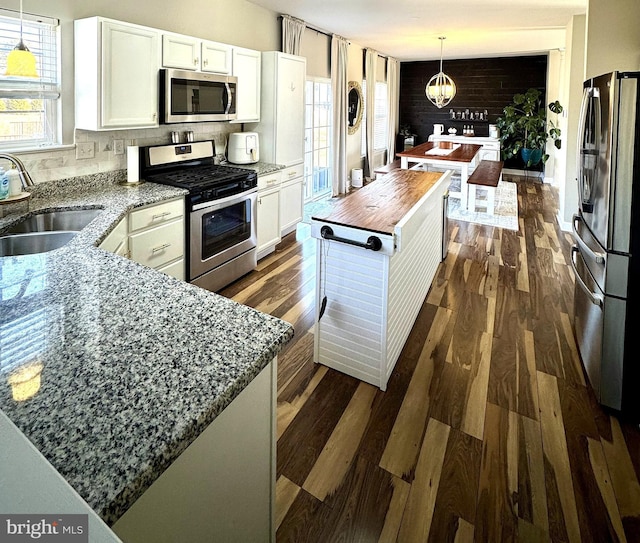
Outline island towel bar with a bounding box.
[320,225,382,251]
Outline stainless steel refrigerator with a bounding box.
[572,71,640,416]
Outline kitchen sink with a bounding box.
[0,232,78,257]
[4,209,103,234]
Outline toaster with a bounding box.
[227,132,259,164]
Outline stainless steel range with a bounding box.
[140,140,257,292]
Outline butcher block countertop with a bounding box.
[397,141,483,164]
[311,168,445,235]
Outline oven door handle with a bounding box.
[570,245,604,308]
[192,187,257,212]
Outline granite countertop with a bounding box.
[0,171,294,525]
[222,160,285,176]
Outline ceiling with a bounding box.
[247,0,587,61]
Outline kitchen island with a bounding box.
[310,168,450,390]
[0,173,293,542]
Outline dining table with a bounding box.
[397,141,483,210]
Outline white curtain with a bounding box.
[365,48,378,181]
[281,15,305,55]
[386,57,400,165]
[331,34,349,196]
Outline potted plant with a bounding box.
[495,88,563,167]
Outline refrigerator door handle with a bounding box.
[572,214,605,263]
[571,245,604,307]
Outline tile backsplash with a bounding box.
[11,123,240,184]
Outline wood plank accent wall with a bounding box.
[399,55,548,144]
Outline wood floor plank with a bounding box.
[317,455,397,542]
[600,417,640,539]
[277,330,316,398]
[379,306,450,479]
[303,382,378,501]
[461,331,492,440]
[397,417,450,542]
[428,428,483,543]
[276,475,301,530]
[475,402,518,542]
[518,412,549,533]
[277,369,360,486]
[537,371,581,543]
[377,475,411,543]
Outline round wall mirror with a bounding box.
[347,81,363,135]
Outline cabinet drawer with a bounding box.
[157,258,185,280]
[129,220,184,269]
[130,199,184,232]
[281,163,303,181]
[258,171,282,190]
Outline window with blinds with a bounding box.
[0,9,60,149]
[361,80,389,154]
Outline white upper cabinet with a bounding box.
[258,52,306,166]
[75,17,160,130]
[201,41,232,74]
[162,33,199,70]
[231,47,261,123]
[162,33,232,74]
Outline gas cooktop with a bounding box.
[146,164,256,191]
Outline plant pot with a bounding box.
[521,148,542,166]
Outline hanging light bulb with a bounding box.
[426,37,455,109]
[5,0,38,78]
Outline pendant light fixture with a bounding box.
[426,37,455,109]
[5,0,38,78]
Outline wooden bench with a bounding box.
[467,159,503,215]
[373,159,401,176]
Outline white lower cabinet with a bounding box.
[279,163,304,236]
[112,359,277,543]
[256,171,281,259]
[99,216,129,256]
[99,197,185,280]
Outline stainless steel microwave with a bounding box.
[159,69,237,123]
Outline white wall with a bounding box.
[4,0,280,183]
[585,0,640,78]
[558,14,586,231]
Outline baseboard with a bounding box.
[503,167,546,181]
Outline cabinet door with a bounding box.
[257,188,280,255]
[162,33,199,70]
[100,217,129,256]
[102,21,159,128]
[232,47,261,123]
[275,55,306,165]
[280,177,303,236]
[201,41,232,74]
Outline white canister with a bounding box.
[351,168,363,188]
[7,169,22,196]
[489,124,499,139]
[433,124,444,136]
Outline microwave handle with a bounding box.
[225,82,232,115]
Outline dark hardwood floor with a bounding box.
[219,176,640,542]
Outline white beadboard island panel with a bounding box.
[311,169,450,390]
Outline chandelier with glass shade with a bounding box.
[425,37,455,108]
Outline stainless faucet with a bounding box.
[0,153,35,189]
